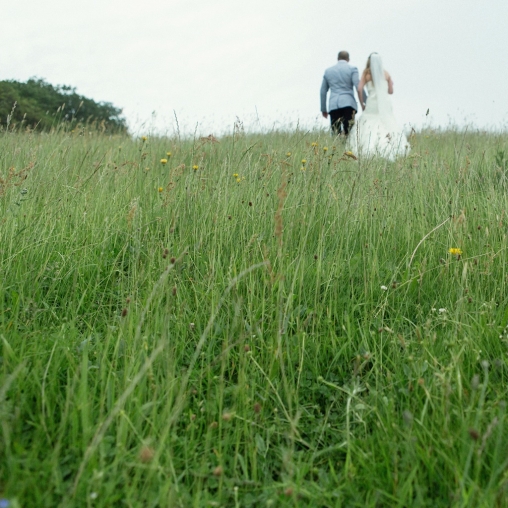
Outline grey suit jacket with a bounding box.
[320,60,359,112]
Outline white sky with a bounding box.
[2,0,507,135]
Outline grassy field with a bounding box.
[1,126,508,507]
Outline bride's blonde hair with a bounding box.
[363,52,377,81]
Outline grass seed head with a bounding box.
[468,428,480,441]
[139,446,155,463]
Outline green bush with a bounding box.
[0,78,127,133]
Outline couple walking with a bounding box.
[320,50,409,160]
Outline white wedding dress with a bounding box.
[349,56,409,160]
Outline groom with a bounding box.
[320,50,360,136]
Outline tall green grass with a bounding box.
[1,127,508,506]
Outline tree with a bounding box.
[0,78,127,133]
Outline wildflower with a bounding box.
[233,173,239,177]
[192,165,199,170]
[311,142,318,147]
[301,159,307,164]
[145,167,150,171]
[344,151,357,159]
[158,187,163,192]
[160,158,168,165]
[141,136,147,141]
[286,152,291,157]
[166,151,172,157]
[448,248,462,256]
[380,285,388,291]
[213,465,224,476]
[300,167,306,171]
[323,146,328,152]
[236,178,241,183]
[438,308,447,314]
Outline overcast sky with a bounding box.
[2,0,507,135]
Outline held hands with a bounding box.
[322,112,328,119]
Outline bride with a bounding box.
[349,53,409,160]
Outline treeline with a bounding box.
[0,78,127,133]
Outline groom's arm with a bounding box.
[320,76,329,118]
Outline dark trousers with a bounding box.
[330,107,356,136]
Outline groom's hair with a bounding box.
[338,51,350,61]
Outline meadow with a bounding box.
[1,125,508,507]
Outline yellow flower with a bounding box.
[236,178,241,183]
[301,166,306,171]
[160,158,168,164]
[448,248,462,256]
[141,136,148,141]
[323,146,328,152]
[311,142,318,147]
[286,152,291,157]
[233,173,239,177]
[192,165,199,170]
[158,187,163,192]
[166,151,172,157]
[145,167,150,171]
[301,159,307,164]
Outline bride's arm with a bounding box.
[358,72,366,111]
